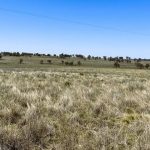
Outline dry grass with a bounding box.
[0,69,150,150]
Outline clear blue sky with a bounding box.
[0,0,150,58]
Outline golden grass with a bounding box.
[0,69,150,149]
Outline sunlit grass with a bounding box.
[0,69,150,149]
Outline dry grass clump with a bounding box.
[0,69,150,149]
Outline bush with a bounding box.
[77,61,82,66]
[47,60,52,64]
[19,59,23,64]
[135,63,144,69]
[40,60,44,64]
[114,62,120,68]
[69,62,74,66]
[0,54,2,59]
[65,81,71,86]
[65,61,74,66]
[65,62,69,65]
[145,64,150,69]
[61,60,64,64]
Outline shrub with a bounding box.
[114,62,120,68]
[77,61,82,66]
[61,60,64,64]
[19,59,23,64]
[80,73,84,76]
[65,62,74,66]
[145,64,150,69]
[40,60,44,64]
[69,62,74,66]
[0,54,2,59]
[65,62,69,65]
[65,81,71,86]
[135,63,144,69]
[47,60,52,64]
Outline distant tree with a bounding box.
[2,52,11,56]
[76,54,85,59]
[59,53,64,58]
[59,53,72,58]
[34,53,41,57]
[21,52,33,57]
[14,52,20,57]
[19,58,23,64]
[137,58,142,62]
[47,54,51,57]
[119,57,124,62]
[47,60,52,64]
[0,54,2,59]
[126,56,131,60]
[145,64,150,69]
[103,56,107,61]
[119,57,123,60]
[114,57,119,61]
[87,55,91,60]
[40,60,44,64]
[94,57,99,60]
[108,57,112,61]
[17,52,21,56]
[42,54,46,56]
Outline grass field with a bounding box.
[0,57,150,149]
[0,56,141,70]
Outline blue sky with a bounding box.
[0,0,150,58]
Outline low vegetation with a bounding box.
[0,69,149,149]
[40,60,44,64]
[0,54,150,70]
[114,61,120,68]
[47,60,52,64]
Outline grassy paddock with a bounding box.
[0,68,150,149]
[0,56,148,70]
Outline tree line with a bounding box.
[1,52,150,62]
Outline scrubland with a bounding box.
[0,68,150,150]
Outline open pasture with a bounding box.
[0,56,146,70]
[0,67,150,149]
